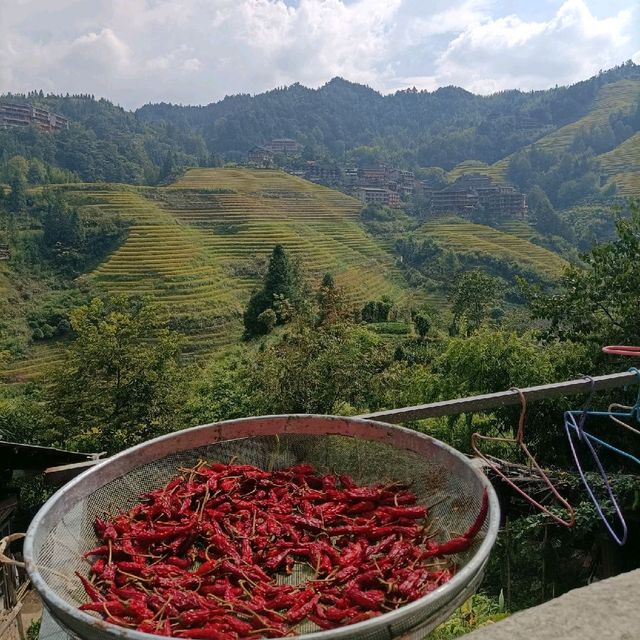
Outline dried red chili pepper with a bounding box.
[78,461,487,638]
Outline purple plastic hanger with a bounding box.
[564,376,628,545]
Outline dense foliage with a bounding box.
[137,63,639,170]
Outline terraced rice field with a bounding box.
[496,220,540,242]
[418,218,567,278]
[1,170,411,381]
[447,160,506,183]
[0,170,568,384]
[74,171,406,356]
[0,343,66,385]
[158,170,408,351]
[447,80,640,185]
[598,132,640,196]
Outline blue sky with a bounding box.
[0,0,637,108]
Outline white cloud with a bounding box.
[430,0,636,93]
[0,0,636,107]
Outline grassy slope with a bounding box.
[447,80,640,186]
[1,169,409,381]
[598,132,640,196]
[418,217,567,278]
[1,170,570,385]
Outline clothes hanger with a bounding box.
[472,388,575,527]
[564,369,640,473]
[602,345,640,357]
[563,376,628,545]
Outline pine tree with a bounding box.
[8,172,27,212]
[243,244,304,338]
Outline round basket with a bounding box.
[24,415,500,640]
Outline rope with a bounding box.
[0,532,26,568]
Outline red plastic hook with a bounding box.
[602,345,640,357]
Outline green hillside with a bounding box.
[448,79,640,185]
[98,169,407,352]
[598,131,640,196]
[1,169,410,382]
[418,218,567,278]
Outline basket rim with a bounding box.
[24,414,500,640]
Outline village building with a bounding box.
[263,138,302,154]
[358,167,386,186]
[355,187,401,208]
[430,174,527,217]
[386,168,417,197]
[247,145,274,165]
[343,168,359,186]
[304,162,340,185]
[247,139,301,164]
[0,102,68,132]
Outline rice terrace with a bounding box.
[0,167,574,386]
[1,169,413,382]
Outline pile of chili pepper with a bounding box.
[78,461,488,638]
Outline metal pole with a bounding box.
[359,370,638,424]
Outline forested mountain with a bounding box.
[136,61,640,168]
[2,61,639,188]
[0,93,212,184]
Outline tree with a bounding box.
[263,244,299,301]
[7,172,27,212]
[361,298,392,323]
[27,159,47,185]
[249,319,389,415]
[450,270,501,336]
[524,199,640,347]
[41,194,84,266]
[7,174,26,212]
[316,273,350,326]
[243,244,305,338]
[413,312,431,339]
[527,185,573,241]
[47,296,189,453]
[160,150,178,182]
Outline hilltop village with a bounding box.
[248,138,528,219]
[0,101,69,132]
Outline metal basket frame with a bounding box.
[24,415,500,640]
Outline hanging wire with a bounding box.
[471,388,575,527]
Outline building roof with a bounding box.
[0,440,103,471]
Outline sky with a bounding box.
[0,0,638,109]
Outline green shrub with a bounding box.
[429,593,509,639]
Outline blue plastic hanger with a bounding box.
[563,373,640,545]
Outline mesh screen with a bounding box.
[34,430,490,640]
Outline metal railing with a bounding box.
[360,370,638,424]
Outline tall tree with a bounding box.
[527,185,572,240]
[48,297,189,453]
[243,244,305,337]
[524,199,640,347]
[41,194,84,267]
[450,270,501,336]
